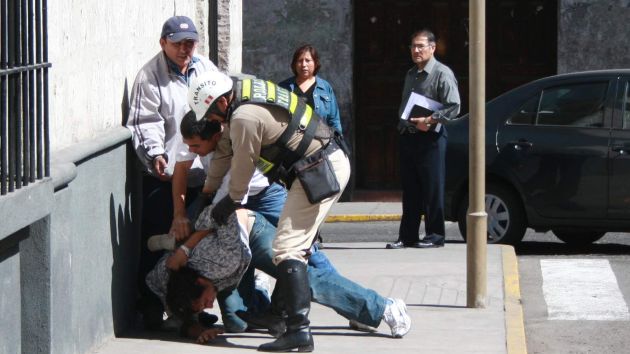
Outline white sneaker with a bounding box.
[147,233,176,252]
[349,319,377,333]
[382,298,411,338]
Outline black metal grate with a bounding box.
[1,0,50,195]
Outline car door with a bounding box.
[495,78,613,219]
[608,77,630,218]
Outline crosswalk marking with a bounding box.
[541,259,630,321]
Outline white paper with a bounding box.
[401,92,444,133]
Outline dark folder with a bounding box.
[408,105,441,132]
[409,104,434,118]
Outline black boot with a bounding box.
[238,283,287,338]
[258,260,314,352]
[236,310,286,338]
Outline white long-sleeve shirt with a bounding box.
[126,51,218,187]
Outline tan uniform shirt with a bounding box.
[205,103,325,202]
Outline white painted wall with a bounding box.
[47,0,210,151]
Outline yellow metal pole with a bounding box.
[467,0,487,308]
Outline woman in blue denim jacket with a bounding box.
[279,44,343,134]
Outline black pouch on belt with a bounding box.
[293,148,340,204]
[333,130,350,156]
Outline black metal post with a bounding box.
[43,0,50,178]
[21,0,30,187]
[1,0,8,194]
[27,0,35,183]
[35,0,43,179]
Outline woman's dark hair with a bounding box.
[166,266,205,319]
[180,110,222,140]
[290,44,321,76]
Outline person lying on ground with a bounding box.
[146,206,412,344]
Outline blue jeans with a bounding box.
[217,182,288,332]
[308,242,338,274]
[245,182,286,227]
[247,212,387,328]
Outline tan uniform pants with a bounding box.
[272,148,351,264]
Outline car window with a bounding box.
[536,82,607,127]
[624,81,630,129]
[507,95,540,125]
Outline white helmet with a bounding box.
[188,71,234,121]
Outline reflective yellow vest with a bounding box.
[231,78,322,183]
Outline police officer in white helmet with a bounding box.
[188,71,351,352]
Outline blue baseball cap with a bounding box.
[161,16,198,42]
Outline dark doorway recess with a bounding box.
[354,0,557,190]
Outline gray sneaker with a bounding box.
[147,233,176,252]
[382,298,411,338]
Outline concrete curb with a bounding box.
[501,245,528,354]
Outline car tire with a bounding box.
[552,229,606,246]
[457,184,527,245]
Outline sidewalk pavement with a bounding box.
[91,202,527,354]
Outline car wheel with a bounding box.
[457,184,527,245]
[552,229,606,246]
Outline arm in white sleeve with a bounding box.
[127,73,167,172]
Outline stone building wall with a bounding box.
[558,0,630,73]
[241,0,354,136]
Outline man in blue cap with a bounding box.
[126,15,219,330]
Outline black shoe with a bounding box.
[411,240,445,248]
[198,312,219,327]
[258,328,313,352]
[386,240,409,249]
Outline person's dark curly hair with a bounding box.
[166,266,205,320]
[180,110,223,140]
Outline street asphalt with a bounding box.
[91,202,527,354]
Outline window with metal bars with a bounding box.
[1,0,50,195]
